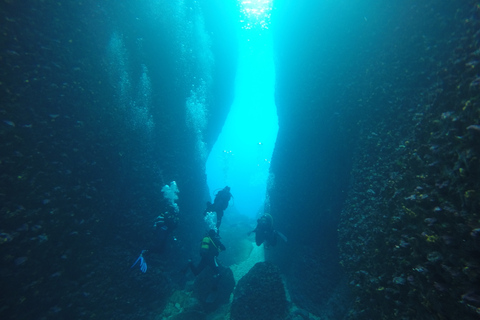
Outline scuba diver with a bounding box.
[248,213,287,248]
[131,204,179,273]
[151,204,179,251]
[204,186,232,230]
[183,229,226,290]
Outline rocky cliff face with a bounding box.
[268,0,480,319]
[0,1,237,319]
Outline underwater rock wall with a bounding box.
[0,1,236,319]
[269,0,480,319]
[338,2,480,319]
[268,0,364,315]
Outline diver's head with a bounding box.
[208,229,217,238]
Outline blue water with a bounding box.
[206,25,278,218]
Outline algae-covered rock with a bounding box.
[231,262,287,320]
[167,310,207,320]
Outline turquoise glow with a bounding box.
[205,0,278,218]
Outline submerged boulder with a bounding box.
[231,262,287,320]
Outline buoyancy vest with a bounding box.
[200,236,221,257]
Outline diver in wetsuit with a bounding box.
[131,204,179,273]
[249,213,279,248]
[204,186,232,230]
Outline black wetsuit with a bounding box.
[252,214,277,247]
[149,207,178,253]
[212,188,231,229]
[189,235,226,276]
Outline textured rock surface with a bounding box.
[231,262,287,320]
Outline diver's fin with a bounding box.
[277,231,288,243]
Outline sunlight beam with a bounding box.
[205,0,277,218]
